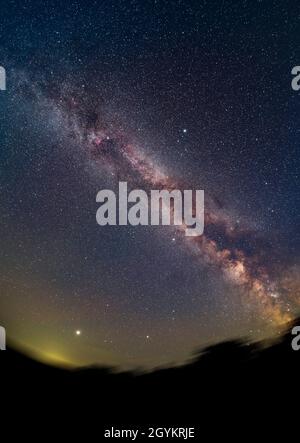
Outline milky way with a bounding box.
[23,78,298,327]
[1,0,299,369]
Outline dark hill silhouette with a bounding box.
[1,319,299,438]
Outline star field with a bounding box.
[0,0,299,369]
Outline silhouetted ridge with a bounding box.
[1,318,300,424]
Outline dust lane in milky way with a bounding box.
[20,77,298,327]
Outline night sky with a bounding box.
[0,0,299,369]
